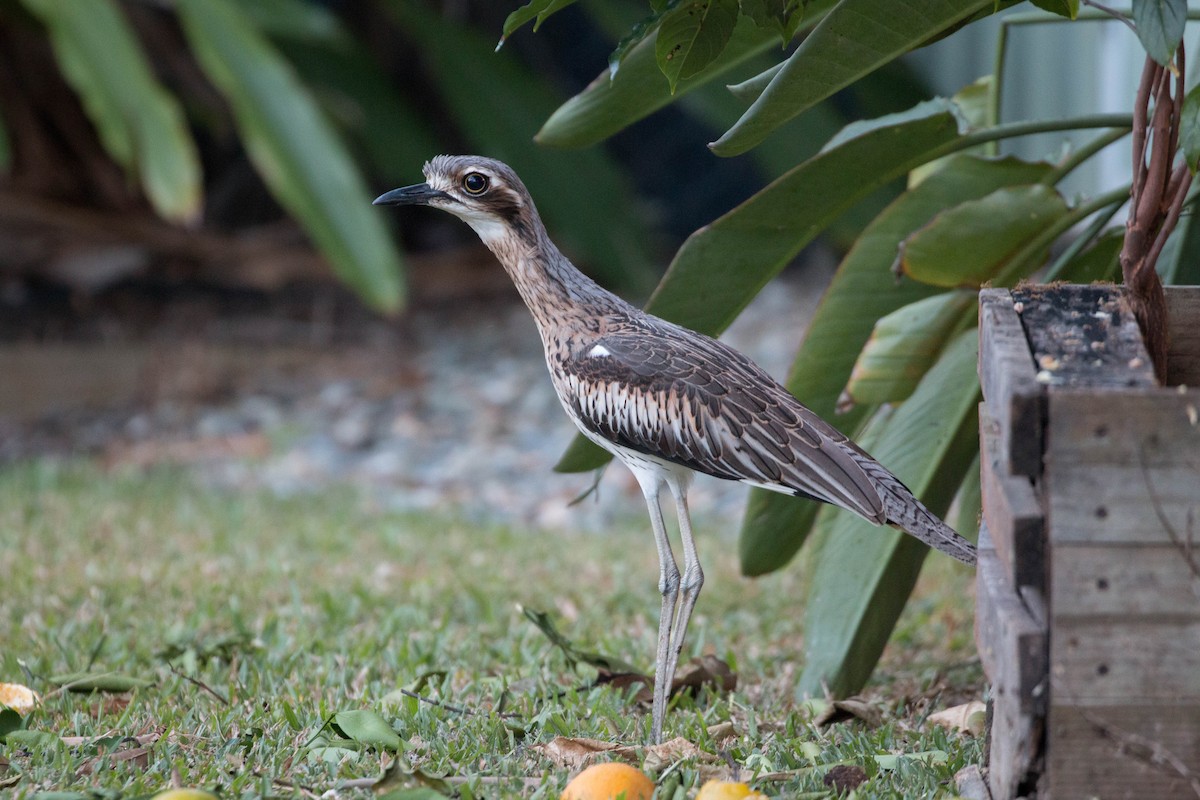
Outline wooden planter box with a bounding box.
[975,284,1200,799]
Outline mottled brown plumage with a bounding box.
[375,155,976,743]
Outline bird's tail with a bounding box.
[854,457,977,565]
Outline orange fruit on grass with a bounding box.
[695,779,768,800]
[561,762,654,800]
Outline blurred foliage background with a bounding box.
[0,0,924,312]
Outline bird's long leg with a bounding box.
[639,478,680,745]
[663,478,704,693]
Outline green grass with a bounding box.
[0,461,982,798]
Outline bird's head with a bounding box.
[373,155,536,245]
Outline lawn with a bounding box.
[0,460,982,798]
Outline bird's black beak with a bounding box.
[372,183,450,206]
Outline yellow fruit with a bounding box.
[561,762,654,800]
[694,779,768,800]
[0,683,38,715]
[150,790,218,800]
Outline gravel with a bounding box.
[3,263,834,537]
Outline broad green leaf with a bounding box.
[647,100,965,333]
[682,60,926,249]
[0,708,21,741]
[655,0,740,93]
[709,0,995,156]
[1053,228,1123,284]
[241,0,351,44]
[1031,0,1079,18]
[177,0,404,313]
[739,153,1053,575]
[841,290,975,409]
[332,709,403,752]
[798,329,980,698]
[387,1,654,291]
[900,184,1069,288]
[22,0,202,224]
[953,452,982,538]
[1132,0,1186,66]
[1158,195,1200,284]
[48,671,154,692]
[608,2,680,78]
[553,433,610,473]
[276,40,440,184]
[909,76,992,187]
[536,1,840,149]
[1180,82,1200,174]
[499,0,580,46]
[728,62,782,103]
[3,730,61,750]
[740,0,806,42]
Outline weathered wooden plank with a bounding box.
[979,406,1045,592]
[1011,284,1158,388]
[1052,544,1200,618]
[1050,619,1200,704]
[975,524,1047,715]
[1166,285,1200,387]
[954,764,994,800]
[1047,703,1200,799]
[1045,390,1200,546]
[977,525,1046,800]
[978,289,1044,477]
[989,687,1043,800]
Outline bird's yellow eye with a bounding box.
[462,172,489,195]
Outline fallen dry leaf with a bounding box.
[533,737,626,770]
[76,744,153,776]
[642,736,712,772]
[927,700,987,736]
[671,655,737,696]
[60,731,161,748]
[812,697,883,728]
[534,735,717,772]
[705,721,738,746]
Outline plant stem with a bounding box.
[1042,127,1131,186]
[925,114,1133,165]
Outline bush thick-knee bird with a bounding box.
[374,155,977,744]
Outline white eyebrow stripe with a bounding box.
[588,344,611,358]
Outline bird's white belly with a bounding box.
[573,418,693,493]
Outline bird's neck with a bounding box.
[482,227,630,338]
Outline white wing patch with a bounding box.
[588,344,612,358]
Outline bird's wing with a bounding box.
[561,322,886,524]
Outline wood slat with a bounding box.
[975,525,1047,715]
[1011,284,1158,389]
[1050,618,1200,704]
[1045,390,1200,546]
[1166,286,1200,387]
[976,525,1046,800]
[1052,544,1200,618]
[979,406,1045,592]
[1047,703,1200,799]
[978,289,1044,477]
[989,688,1043,800]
